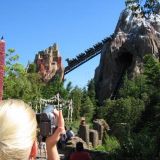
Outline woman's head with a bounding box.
[0,99,37,160]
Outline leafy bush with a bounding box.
[119,133,156,160]
[94,135,120,153]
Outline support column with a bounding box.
[78,124,90,145]
[0,37,5,101]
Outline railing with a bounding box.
[64,34,114,75]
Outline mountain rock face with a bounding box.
[95,8,160,104]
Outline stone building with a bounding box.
[34,43,64,82]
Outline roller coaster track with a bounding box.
[64,49,102,75]
[64,35,114,75]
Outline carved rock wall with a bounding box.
[34,43,64,82]
[95,9,160,104]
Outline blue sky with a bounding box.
[0,0,125,88]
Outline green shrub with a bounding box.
[94,135,120,153]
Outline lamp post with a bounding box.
[0,37,5,101]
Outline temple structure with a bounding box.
[34,43,64,82]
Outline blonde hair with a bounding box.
[0,99,37,160]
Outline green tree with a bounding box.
[95,134,120,153]
[66,81,73,93]
[119,133,156,159]
[102,97,144,131]
[144,0,160,15]
[144,55,160,88]
[70,86,82,120]
[136,55,160,133]
[27,62,37,73]
[3,49,43,102]
[119,73,149,102]
[125,0,160,17]
[4,49,26,99]
[87,79,97,106]
[42,75,68,99]
[5,48,25,76]
[80,88,94,121]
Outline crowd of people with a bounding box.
[0,99,92,160]
[58,126,75,149]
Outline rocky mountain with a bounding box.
[95,7,160,104]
